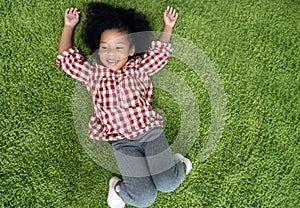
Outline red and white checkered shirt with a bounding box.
[56,40,173,141]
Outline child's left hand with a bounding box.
[163,6,178,29]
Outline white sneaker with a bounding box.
[107,177,125,208]
[173,153,192,175]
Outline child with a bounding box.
[56,3,192,208]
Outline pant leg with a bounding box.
[142,127,186,193]
[112,139,157,208]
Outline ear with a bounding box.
[129,45,135,56]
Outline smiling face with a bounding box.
[98,29,135,71]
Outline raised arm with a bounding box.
[159,6,178,43]
[58,8,80,54]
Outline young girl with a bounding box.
[56,3,192,208]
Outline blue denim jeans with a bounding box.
[112,127,186,208]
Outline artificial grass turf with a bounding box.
[1,0,299,207]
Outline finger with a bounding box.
[169,7,176,17]
[72,8,76,14]
[164,7,168,16]
[76,8,80,14]
[168,6,173,15]
[172,8,176,17]
[74,8,78,15]
[65,8,70,15]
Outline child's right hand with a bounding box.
[64,8,80,28]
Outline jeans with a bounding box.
[112,127,186,208]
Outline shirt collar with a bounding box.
[122,56,141,69]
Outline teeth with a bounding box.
[107,59,118,64]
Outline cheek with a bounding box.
[98,52,106,63]
[119,57,128,65]
[119,50,131,59]
[119,54,128,60]
[98,51,103,58]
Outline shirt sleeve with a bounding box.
[56,47,92,85]
[138,40,174,76]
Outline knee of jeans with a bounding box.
[153,173,184,193]
[156,178,181,193]
[129,186,157,207]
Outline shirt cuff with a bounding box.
[150,40,174,53]
[56,46,81,66]
[57,46,79,60]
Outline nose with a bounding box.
[104,49,116,59]
[107,48,117,57]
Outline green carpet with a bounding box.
[1,0,299,207]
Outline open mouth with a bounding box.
[107,59,118,66]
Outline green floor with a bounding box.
[1,0,299,207]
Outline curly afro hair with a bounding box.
[81,2,152,57]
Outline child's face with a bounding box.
[98,29,135,71]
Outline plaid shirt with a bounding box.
[56,40,173,141]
